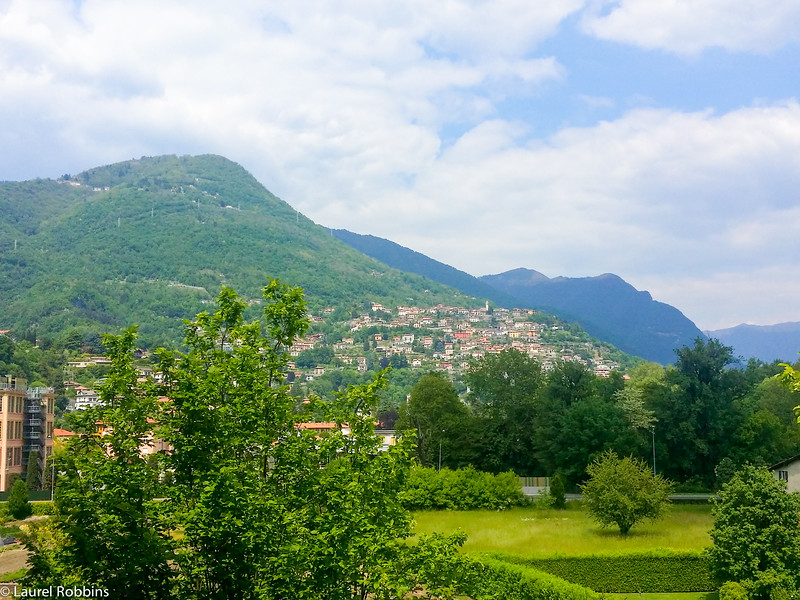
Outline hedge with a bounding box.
[400,466,526,510]
[485,549,715,593]
[460,555,602,600]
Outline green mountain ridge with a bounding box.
[0,154,482,347]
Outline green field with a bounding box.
[413,504,713,556]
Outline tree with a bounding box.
[8,478,33,520]
[581,450,672,535]
[465,350,543,474]
[25,449,40,490]
[549,472,567,509]
[397,372,473,468]
[26,283,467,600]
[708,465,800,599]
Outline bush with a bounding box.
[488,550,715,593]
[31,502,56,516]
[8,479,32,520]
[708,465,800,600]
[400,466,526,510]
[720,581,749,600]
[461,556,602,600]
[550,472,566,509]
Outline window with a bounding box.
[6,421,12,440]
[779,470,789,482]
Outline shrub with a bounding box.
[708,465,800,600]
[8,479,32,520]
[400,466,526,510]
[461,556,602,600]
[720,581,749,600]
[550,472,566,509]
[31,502,56,516]
[488,550,715,593]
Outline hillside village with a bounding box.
[292,301,623,380]
[60,300,628,413]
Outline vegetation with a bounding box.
[7,479,32,520]
[23,283,469,599]
[708,465,800,600]
[412,504,713,556]
[399,466,525,510]
[0,155,483,347]
[491,550,714,593]
[582,450,673,535]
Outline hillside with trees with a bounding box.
[0,155,483,347]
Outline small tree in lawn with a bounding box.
[550,472,567,509]
[8,478,32,520]
[581,450,672,535]
[708,465,800,600]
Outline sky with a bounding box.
[1,0,799,331]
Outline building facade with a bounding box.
[0,376,55,491]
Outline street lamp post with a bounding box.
[438,429,445,471]
[650,425,656,475]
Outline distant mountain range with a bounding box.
[705,322,800,364]
[332,230,704,364]
[4,154,793,365]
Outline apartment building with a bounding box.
[0,376,55,491]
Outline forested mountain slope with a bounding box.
[0,155,479,347]
[481,268,705,364]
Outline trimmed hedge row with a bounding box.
[400,466,526,510]
[486,550,715,593]
[461,556,602,600]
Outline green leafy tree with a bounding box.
[25,449,40,490]
[581,450,672,535]
[549,472,567,509]
[25,282,469,599]
[8,478,32,520]
[465,350,543,474]
[708,465,800,600]
[23,327,174,599]
[397,372,474,468]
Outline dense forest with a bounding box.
[396,342,800,490]
[0,155,483,347]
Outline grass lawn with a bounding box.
[614,594,718,600]
[412,504,713,555]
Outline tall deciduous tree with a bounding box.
[25,283,467,600]
[465,350,543,474]
[397,372,473,468]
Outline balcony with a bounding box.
[24,430,43,440]
[26,405,42,413]
[25,419,43,428]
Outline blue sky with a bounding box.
[1,0,800,331]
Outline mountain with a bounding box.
[481,268,705,364]
[0,155,480,347]
[705,322,800,363]
[329,229,521,308]
[329,230,703,363]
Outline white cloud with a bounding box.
[580,0,800,54]
[1,1,799,328]
[636,266,800,331]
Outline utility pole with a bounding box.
[650,425,656,475]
